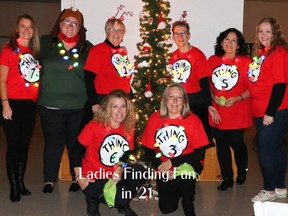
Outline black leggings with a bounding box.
[83,164,146,208]
[1,99,36,170]
[214,127,248,178]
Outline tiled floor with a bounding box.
[0,115,287,216]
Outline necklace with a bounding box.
[57,41,79,70]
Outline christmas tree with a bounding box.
[132,0,172,161]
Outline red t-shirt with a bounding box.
[0,44,39,101]
[84,42,132,94]
[169,46,211,93]
[78,120,134,179]
[248,46,288,117]
[208,55,252,129]
[141,112,208,163]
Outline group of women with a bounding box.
[0,6,288,216]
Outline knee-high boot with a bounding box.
[6,167,20,202]
[18,162,31,195]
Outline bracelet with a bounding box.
[239,94,243,102]
[2,99,8,102]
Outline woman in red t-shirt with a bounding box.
[142,83,209,216]
[250,17,288,203]
[0,14,40,202]
[208,28,252,191]
[72,89,145,216]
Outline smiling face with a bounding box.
[166,86,184,119]
[17,18,34,42]
[110,97,127,128]
[221,32,239,57]
[173,25,191,50]
[106,21,126,47]
[257,22,272,47]
[60,16,80,38]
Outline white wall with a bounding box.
[61,0,244,60]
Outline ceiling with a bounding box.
[0,0,60,2]
[0,0,288,2]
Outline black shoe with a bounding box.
[217,178,233,191]
[236,175,246,185]
[43,183,53,193]
[85,197,100,216]
[10,185,21,202]
[118,205,137,216]
[69,182,80,192]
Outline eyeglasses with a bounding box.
[63,19,79,28]
[107,28,125,34]
[173,31,188,37]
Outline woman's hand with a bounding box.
[111,166,123,184]
[158,160,172,172]
[224,96,240,107]
[213,95,222,106]
[77,178,95,190]
[263,114,274,126]
[2,101,12,120]
[92,104,100,113]
[208,106,221,124]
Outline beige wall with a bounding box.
[0,1,60,47]
[1,1,288,47]
[243,1,288,43]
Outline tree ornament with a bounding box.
[143,42,151,53]
[144,82,153,98]
[157,12,166,29]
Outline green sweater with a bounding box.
[38,35,92,109]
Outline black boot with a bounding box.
[85,196,100,216]
[217,177,234,191]
[118,204,137,216]
[7,168,20,202]
[18,162,31,195]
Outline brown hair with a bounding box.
[9,14,40,57]
[172,21,190,34]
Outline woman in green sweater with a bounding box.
[38,7,92,194]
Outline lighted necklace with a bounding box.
[57,41,79,70]
[15,46,41,88]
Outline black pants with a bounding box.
[214,127,248,178]
[83,164,146,208]
[1,99,36,170]
[39,106,84,182]
[157,176,196,216]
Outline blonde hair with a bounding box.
[160,83,190,119]
[94,89,135,135]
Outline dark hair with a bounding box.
[50,8,88,51]
[9,14,40,57]
[253,17,288,57]
[214,28,246,56]
[172,21,190,34]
